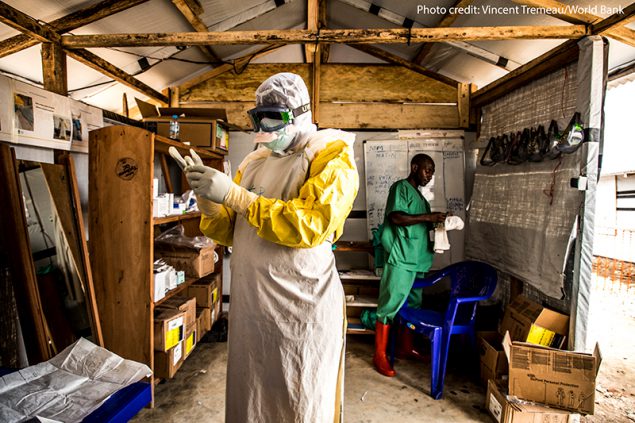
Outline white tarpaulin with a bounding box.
[0,338,151,423]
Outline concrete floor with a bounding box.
[133,334,490,423]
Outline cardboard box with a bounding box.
[155,245,216,279]
[154,341,183,379]
[479,331,509,387]
[188,273,220,308]
[156,295,197,329]
[486,379,580,423]
[136,98,229,151]
[502,332,602,415]
[500,295,569,348]
[211,297,221,326]
[154,308,185,352]
[184,325,197,359]
[196,307,211,341]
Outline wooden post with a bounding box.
[311,46,321,126]
[41,42,68,95]
[0,144,51,363]
[457,83,470,128]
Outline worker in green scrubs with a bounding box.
[373,153,447,377]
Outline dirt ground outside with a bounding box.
[583,274,635,423]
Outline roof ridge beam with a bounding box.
[61,26,589,48]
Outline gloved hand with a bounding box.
[186,165,231,204]
[168,147,257,214]
[168,147,230,203]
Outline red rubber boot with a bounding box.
[373,321,396,377]
[396,326,427,361]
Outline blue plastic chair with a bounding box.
[390,260,497,399]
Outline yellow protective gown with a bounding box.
[200,129,359,423]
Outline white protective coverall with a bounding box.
[198,73,359,422]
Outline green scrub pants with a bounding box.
[376,263,424,324]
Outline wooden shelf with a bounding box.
[345,295,378,308]
[339,270,380,281]
[346,317,374,335]
[154,277,199,306]
[153,134,224,159]
[153,211,201,225]
[334,241,374,254]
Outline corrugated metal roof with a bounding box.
[0,0,633,114]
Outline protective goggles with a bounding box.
[247,104,310,132]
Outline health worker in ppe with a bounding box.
[373,154,446,377]
[169,72,359,423]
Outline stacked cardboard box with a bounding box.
[479,295,570,387]
[189,273,221,341]
[136,98,231,152]
[482,295,601,421]
[154,308,186,379]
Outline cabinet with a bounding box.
[88,125,224,392]
[334,241,379,335]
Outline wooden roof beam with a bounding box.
[0,1,61,43]
[178,44,285,92]
[592,2,635,36]
[319,0,329,63]
[413,0,473,65]
[339,0,520,71]
[0,0,149,59]
[305,0,319,63]
[511,0,635,48]
[348,43,459,87]
[0,1,167,104]
[66,49,168,104]
[61,26,589,48]
[170,0,222,63]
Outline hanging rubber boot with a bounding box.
[373,321,396,377]
[396,326,427,361]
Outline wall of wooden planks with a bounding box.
[179,64,461,129]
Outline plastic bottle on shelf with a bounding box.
[169,114,180,140]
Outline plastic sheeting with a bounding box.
[466,150,585,299]
[0,338,151,423]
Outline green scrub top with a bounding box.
[380,179,434,272]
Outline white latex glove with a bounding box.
[168,147,229,203]
[186,165,231,204]
[168,147,257,214]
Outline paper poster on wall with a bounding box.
[0,75,14,142]
[14,80,72,150]
[70,101,104,152]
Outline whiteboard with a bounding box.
[364,136,465,268]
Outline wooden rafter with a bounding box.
[592,2,635,36]
[472,39,578,107]
[319,0,329,63]
[41,43,68,95]
[0,0,148,59]
[305,0,319,63]
[339,0,520,71]
[0,1,61,43]
[348,44,459,87]
[170,0,222,63]
[66,49,168,103]
[61,26,588,48]
[511,0,635,47]
[0,1,167,104]
[413,0,473,65]
[179,44,285,92]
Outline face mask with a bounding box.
[255,125,297,153]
